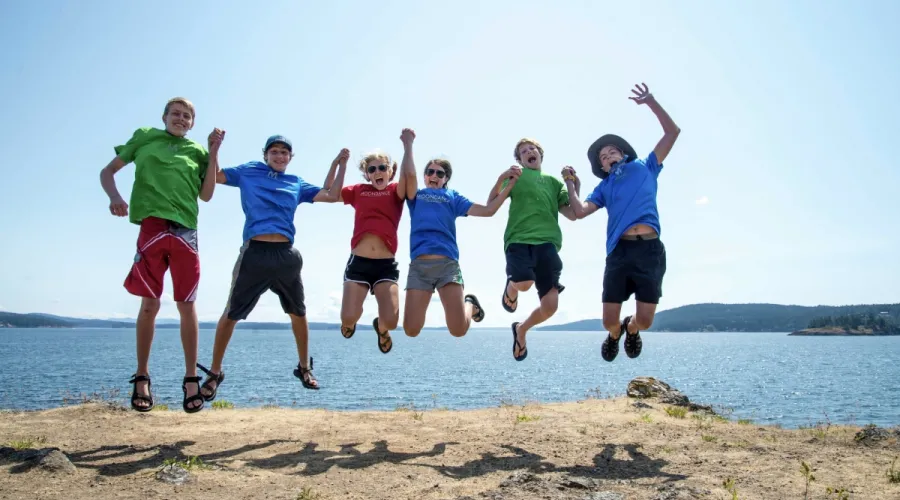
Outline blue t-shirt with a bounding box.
[222,161,321,243]
[406,188,474,260]
[586,151,663,255]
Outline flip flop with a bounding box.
[465,294,485,322]
[511,322,527,361]
[373,318,393,354]
[501,279,518,313]
[622,316,643,358]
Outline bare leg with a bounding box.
[402,289,433,337]
[513,288,559,358]
[289,313,317,389]
[631,301,658,332]
[504,280,533,310]
[198,313,236,399]
[340,282,369,337]
[176,301,201,410]
[603,302,624,338]
[373,281,400,352]
[438,283,470,337]
[133,297,160,409]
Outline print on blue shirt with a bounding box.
[406,188,474,260]
[222,161,321,243]
[586,151,663,255]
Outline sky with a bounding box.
[1,0,898,327]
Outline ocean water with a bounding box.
[0,328,897,429]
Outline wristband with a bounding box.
[563,175,576,182]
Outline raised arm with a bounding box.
[398,128,417,200]
[630,83,680,164]
[561,167,600,220]
[467,167,521,217]
[200,128,225,201]
[313,148,350,203]
[100,156,129,217]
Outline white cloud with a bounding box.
[695,196,709,205]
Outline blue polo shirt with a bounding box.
[406,188,474,260]
[222,161,321,243]
[586,151,663,255]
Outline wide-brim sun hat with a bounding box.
[588,134,637,179]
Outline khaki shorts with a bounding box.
[406,257,463,291]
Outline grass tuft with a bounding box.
[211,400,234,410]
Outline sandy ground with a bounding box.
[1,397,899,500]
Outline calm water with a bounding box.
[0,328,897,428]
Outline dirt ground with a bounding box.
[1,397,898,500]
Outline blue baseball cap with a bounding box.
[264,135,292,152]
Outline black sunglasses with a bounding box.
[366,164,388,174]
[425,168,446,179]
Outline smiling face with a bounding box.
[423,160,451,189]
[598,144,624,171]
[361,156,394,191]
[162,101,194,137]
[264,143,293,172]
[514,139,543,170]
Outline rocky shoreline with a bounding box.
[2,377,898,499]
[789,327,900,336]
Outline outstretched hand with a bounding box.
[208,128,225,152]
[502,165,522,180]
[628,82,656,106]
[334,148,350,166]
[400,128,415,148]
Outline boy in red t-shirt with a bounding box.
[338,130,412,353]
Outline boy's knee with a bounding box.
[175,301,195,313]
[634,314,654,330]
[513,280,534,292]
[602,317,620,332]
[381,315,399,331]
[403,322,421,337]
[448,323,469,337]
[140,299,161,316]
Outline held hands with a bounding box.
[400,128,415,149]
[208,128,225,153]
[561,166,581,190]
[109,196,128,217]
[628,82,656,106]
[501,165,522,188]
[334,148,350,167]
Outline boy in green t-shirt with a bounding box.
[99,97,224,414]
[490,138,578,361]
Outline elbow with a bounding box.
[199,193,212,203]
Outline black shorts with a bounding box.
[343,254,399,294]
[505,242,565,299]
[224,240,306,320]
[602,237,667,304]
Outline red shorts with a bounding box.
[124,217,201,302]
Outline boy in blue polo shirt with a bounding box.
[196,136,349,399]
[563,83,680,362]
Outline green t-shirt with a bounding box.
[114,127,209,229]
[502,168,569,251]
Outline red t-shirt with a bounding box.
[342,182,405,255]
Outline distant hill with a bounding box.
[536,303,900,332]
[0,312,338,331]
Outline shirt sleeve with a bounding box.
[586,182,606,209]
[644,151,663,177]
[113,127,153,163]
[341,184,357,206]
[222,162,252,187]
[453,190,475,217]
[297,178,322,205]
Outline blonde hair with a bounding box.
[163,97,196,119]
[358,151,397,181]
[513,137,544,162]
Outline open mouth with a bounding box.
[373,177,386,187]
[427,179,440,187]
[527,155,537,164]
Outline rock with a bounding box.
[560,477,596,489]
[583,493,625,500]
[156,465,196,485]
[632,401,654,410]
[626,377,716,413]
[854,424,892,445]
[38,449,76,474]
[499,471,538,487]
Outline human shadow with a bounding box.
[416,444,555,479]
[245,439,456,476]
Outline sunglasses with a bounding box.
[425,168,447,179]
[366,164,388,174]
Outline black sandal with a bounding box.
[601,329,621,362]
[465,294,485,322]
[622,316,643,359]
[501,279,518,313]
[182,376,205,414]
[511,322,527,361]
[196,363,225,402]
[373,318,392,354]
[293,357,320,390]
[128,374,154,412]
[341,324,356,339]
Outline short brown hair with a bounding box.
[424,159,453,186]
[513,137,544,161]
[358,151,397,181]
[163,97,196,119]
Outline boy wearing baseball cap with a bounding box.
[562,83,680,362]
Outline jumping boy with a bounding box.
[495,138,577,361]
[100,97,223,413]
[562,82,680,362]
[196,137,350,400]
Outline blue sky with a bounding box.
[1,0,898,327]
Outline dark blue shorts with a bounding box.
[602,238,666,304]
[505,242,565,299]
